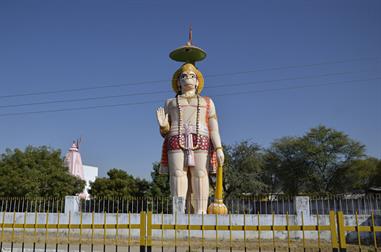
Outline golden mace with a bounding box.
[207,165,228,214]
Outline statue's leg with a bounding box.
[190,151,209,214]
[168,151,187,199]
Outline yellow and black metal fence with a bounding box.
[0,209,380,252]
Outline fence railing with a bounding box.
[0,198,65,213]
[309,194,381,215]
[0,194,380,214]
[79,197,297,214]
[0,210,380,251]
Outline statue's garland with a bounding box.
[176,94,201,150]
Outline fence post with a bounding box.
[329,211,339,252]
[147,211,152,252]
[140,211,146,252]
[337,211,347,252]
[64,196,80,214]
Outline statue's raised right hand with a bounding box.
[156,107,169,127]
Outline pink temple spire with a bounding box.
[64,139,84,180]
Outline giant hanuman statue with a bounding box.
[156,28,227,214]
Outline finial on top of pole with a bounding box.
[187,25,192,46]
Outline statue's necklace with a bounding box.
[176,94,200,150]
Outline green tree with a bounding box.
[0,146,85,197]
[89,168,150,198]
[265,137,311,195]
[266,125,366,194]
[371,160,381,188]
[149,162,170,198]
[302,126,365,193]
[333,157,381,192]
[223,141,269,199]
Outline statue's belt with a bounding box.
[168,125,209,137]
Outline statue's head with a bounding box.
[172,63,204,95]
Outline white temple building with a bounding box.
[64,140,98,199]
[83,164,98,195]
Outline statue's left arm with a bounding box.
[208,98,224,166]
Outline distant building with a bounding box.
[64,140,98,199]
[83,165,98,196]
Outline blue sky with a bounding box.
[0,0,380,180]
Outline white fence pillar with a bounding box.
[172,196,185,214]
[294,196,310,224]
[293,196,311,239]
[64,195,80,214]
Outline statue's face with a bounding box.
[179,70,198,92]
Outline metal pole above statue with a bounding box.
[156,27,228,214]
